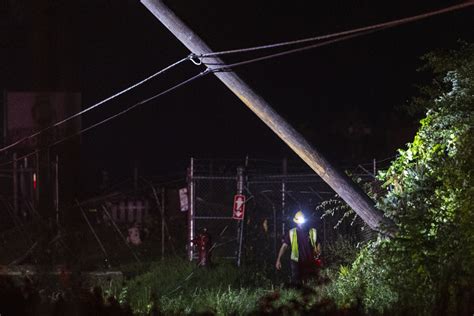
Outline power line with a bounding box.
[0,56,192,154]
[210,28,383,70]
[0,24,429,167]
[0,25,428,167]
[2,2,472,165]
[197,1,474,58]
[0,70,210,167]
[2,2,471,156]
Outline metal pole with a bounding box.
[323,215,327,252]
[23,157,29,199]
[35,152,39,204]
[134,165,139,191]
[77,201,109,264]
[236,167,244,267]
[273,202,277,262]
[373,158,377,178]
[19,161,25,217]
[55,155,59,226]
[188,157,195,261]
[140,0,394,235]
[281,158,287,236]
[102,205,141,263]
[161,186,165,260]
[2,90,6,147]
[25,157,34,214]
[13,152,18,216]
[261,192,278,263]
[146,180,169,259]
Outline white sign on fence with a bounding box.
[179,187,189,212]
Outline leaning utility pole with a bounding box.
[141,0,395,234]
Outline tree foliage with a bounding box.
[329,42,474,315]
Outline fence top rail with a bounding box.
[193,176,236,180]
[193,216,236,220]
[248,180,326,185]
[249,173,320,179]
[193,173,326,180]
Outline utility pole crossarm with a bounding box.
[141,0,395,235]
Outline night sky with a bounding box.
[1,0,473,192]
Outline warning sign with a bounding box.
[232,194,246,220]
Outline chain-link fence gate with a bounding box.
[188,158,377,269]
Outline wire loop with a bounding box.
[189,54,203,66]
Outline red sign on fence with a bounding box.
[232,194,246,220]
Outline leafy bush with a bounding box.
[323,235,359,267]
[327,43,474,315]
[325,242,398,314]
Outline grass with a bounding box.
[110,257,330,315]
[159,287,266,315]
[43,229,360,315]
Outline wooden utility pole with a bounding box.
[141,0,395,234]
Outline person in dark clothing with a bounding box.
[275,211,321,285]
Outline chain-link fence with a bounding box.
[0,156,393,268]
[189,157,382,269]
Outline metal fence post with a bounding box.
[373,158,377,178]
[13,152,18,216]
[161,186,165,260]
[236,166,244,267]
[281,158,287,236]
[54,155,59,226]
[273,199,277,262]
[188,158,195,261]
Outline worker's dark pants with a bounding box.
[290,260,316,285]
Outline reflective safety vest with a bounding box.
[289,228,317,262]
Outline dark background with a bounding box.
[1,0,473,195]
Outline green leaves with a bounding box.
[379,42,474,314]
[327,42,474,315]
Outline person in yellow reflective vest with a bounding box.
[275,211,321,285]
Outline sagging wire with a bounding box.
[196,28,383,70]
[188,2,474,75]
[196,1,474,58]
[0,55,195,155]
[0,69,211,167]
[1,2,472,160]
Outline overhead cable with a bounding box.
[209,28,383,70]
[0,70,210,167]
[0,21,437,167]
[197,1,474,58]
[3,2,471,155]
[2,1,472,164]
[0,29,386,167]
[0,56,192,154]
